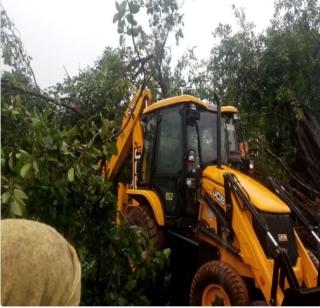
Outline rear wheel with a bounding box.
[190,261,249,306]
[127,204,164,250]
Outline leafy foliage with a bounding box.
[1,5,39,88]
[1,5,170,305]
[1,82,171,305]
[202,0,320,187]
[53,47,133,127]
[113,0,184,98]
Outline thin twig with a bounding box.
[63,65,72,81]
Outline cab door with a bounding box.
[151,106,184,218]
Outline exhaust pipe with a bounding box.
[214,93,222,169]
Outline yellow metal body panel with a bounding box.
[197,230,254,278]
[203,165,290,213]
[295,232,318,287]
[143,94,238,114]
[116,184,165,226]
[221,106,238,113]
[126,189,165,226]
[143,95,207,114]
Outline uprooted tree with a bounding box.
[202,0,320,249]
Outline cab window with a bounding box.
[156,107,183,175]
[141,114,157,184]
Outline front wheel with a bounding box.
[190,261,250,306]
[127,204,164,250]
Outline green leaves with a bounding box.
[113,12,120,23]
[11,198,25,216]
[163,247,171,257]
[2,186,28,217]
[1,7,35,78]
[113,1,127,24]
[8,149,39,179]
[203,0,320,189]
[1,191,11,204]
[11,187,28,216]
[114,1,140,36]
[1,149,5,168]
[114,0,185,98]
[117,0,127,14]
[128,2,140,14]
[126,27,139,37]
[67,167,75,182]
[33,160,39,175]
[175,29,184,44]
[126,13,137,26]
[20,162,32,178]
[13,188,28,200]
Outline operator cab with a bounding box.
[139,97,241,229]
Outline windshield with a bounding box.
[187,110,217,166]
[187,109,238,166]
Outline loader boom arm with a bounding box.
[106,89,152,180]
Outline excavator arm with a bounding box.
[106,88,152,180]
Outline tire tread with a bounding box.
[190,260,249,306]
[128,204,164,250]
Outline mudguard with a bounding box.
[127,189,165,226]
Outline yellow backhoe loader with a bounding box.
[105,88,320,305]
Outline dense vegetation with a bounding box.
[1,0,319,305]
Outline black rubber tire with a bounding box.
[190,261,250,306]
[307,249,319,269]
[127,204,164,250]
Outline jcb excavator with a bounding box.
[106,88,320,305]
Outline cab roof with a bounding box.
[143,94,238,114]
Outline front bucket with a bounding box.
[282,287,320,306]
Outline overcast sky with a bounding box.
[2,0,275,89]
